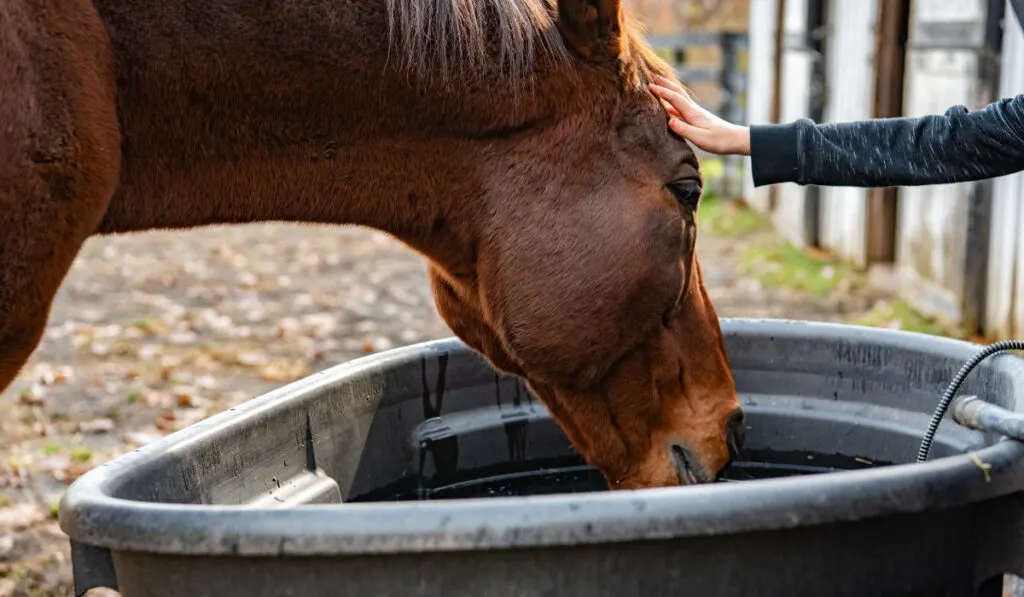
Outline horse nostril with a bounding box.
[725,408,746,457]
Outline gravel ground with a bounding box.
[0,218,893,596]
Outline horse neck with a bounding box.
[95,0,576,270]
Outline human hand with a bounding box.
[648,76,751,156]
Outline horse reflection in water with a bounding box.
[0,0,744,489]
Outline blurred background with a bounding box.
[1,0,1023,594]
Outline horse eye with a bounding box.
[668,180,702,212]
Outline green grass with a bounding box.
[848,299,965,338]
[69,447,94,463]
[699,157,726,181]
[131,317,167,335]
[693,182,965,340]
[697,193,768,237]
[737,240,863,298]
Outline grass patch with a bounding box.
[69,447,94,463]
[2,565,28,581]
[131,317,168,335]
[42,443,63,455]
[699,157,726,181]
[849,299,966,339]
[737,241,863,298]
[697,194,768,237]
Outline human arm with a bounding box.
[649,76,1024,188]
[751,96,1024,187]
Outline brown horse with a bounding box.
[0,0,743,490]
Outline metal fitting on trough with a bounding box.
[952,395,1024,443]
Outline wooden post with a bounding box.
[961,0,1008,333]
[768,0,787,212]
[865,0,910,264]
[803,0,827,248]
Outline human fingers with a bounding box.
[668,117,697,139]
[669,117,734,155]
[653,75,688,97]
[660,100,682,119]
[649,84,704,123]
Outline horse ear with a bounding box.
[555,0,624,59]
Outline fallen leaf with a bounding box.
[155,408,207,432]
[0,533,14,559]
[18,384,45,406]
[60,461,94,483]
[124,429,165,447]
[38,454,71,477]
[33,364,74,386]
[79,418,116,434]
[0,472,24,489]
[142,391,173,409]
[0,503,46,531]
[237,352,268,367]
[160,355,184,369]
[173,387,207,408]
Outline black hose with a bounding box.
[917,340,1024,463]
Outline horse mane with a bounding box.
[384,0,675,89]
[385,0,569,83]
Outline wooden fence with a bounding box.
[741,0,1024,340]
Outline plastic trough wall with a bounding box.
[60,319,1024,597]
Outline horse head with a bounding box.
[403,0,744,489]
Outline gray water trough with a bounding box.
[60,319,1024,596]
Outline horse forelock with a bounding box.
[619,9,676,88]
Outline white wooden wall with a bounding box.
[984,4,1024,339]
[742,0,779,213]
[894,0,989,326]
[771,0,816,247]
[817,0,878,266]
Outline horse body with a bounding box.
[0,0,743,489]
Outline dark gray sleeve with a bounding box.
[749,95,1024,188]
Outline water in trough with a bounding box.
[349,447,888,502]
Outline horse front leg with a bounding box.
[0,0,121,393]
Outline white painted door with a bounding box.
[742,0,779,213]
[895,0,990,326]
[771,0,816,247]
[984,2,1024,338]
[817,0,878,266]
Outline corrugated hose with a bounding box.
[917,340,1024,462]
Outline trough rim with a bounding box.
[58,318,1024,556]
